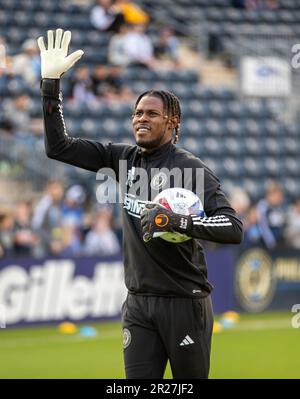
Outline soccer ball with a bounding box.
[153,187,205,243]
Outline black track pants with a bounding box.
[121,293,214,379]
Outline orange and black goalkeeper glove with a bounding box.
[140,203,191,242]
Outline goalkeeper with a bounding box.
[37,29,243,379]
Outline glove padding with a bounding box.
[37,29,84,79]
[140,203,191,242]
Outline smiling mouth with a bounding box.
[137,126,151,133]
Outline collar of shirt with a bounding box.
[139,140,173,161]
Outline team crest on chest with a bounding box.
[150,172,167,190]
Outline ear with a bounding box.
[167,116,179,129]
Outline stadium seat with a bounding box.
[204,119,223,136]
[264,137,283,156]
[224,137,246,156]
[243,157,265,177]
[244,137,265,156]
[224,119,242,136]
[284,157,299,176]
[241,177,266,201]
[203,137,224,156]
[223,157,244,178]
[284,137,300,155]
[263,157,283,177]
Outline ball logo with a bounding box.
[123,328,131,349]
[155,214,169,227]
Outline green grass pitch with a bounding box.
[0,311,299,379]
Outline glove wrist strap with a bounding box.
[40,79,61,99]
[174,214,192,234]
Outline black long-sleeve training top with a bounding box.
[41,79,243,298]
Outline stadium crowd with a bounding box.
[0,178,300,259]
[0,0,300,258]
[0,180,121,258]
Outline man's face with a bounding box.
[132,96,174,151]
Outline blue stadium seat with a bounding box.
[171,83,193,98]
[65,118,81,137]
[243,157,265,177]
[204,119,223,136]
[0,10,14,26]
[284,137,300,155]
[198,157,221,176]
[224,8,245,23]
[184,118,202,136]
[203,137,224,156]
[224,137,246,156]
[180,137,201,154]
[207,101,227,118]
[223,157,244,178]
[131,81,152,94]
[263,157,283,177]
[282,178,300,199]
[183,100,206,118]
[121,119,133,135]
[100,118,120,136]
[243,119,263,136]
[79,118,99,137]
[244,137,266,156]
[284,157,299,176]
[264,137,283,156]
[224,119,242,136]
[6,27,27,44]
[241,177,265,201]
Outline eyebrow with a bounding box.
[134,108,163,113]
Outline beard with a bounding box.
[135,129,168,150]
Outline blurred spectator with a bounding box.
[59,185,86,257]
[0,52,16,129]
[0,54,14,90]
[228,187,250,222]
[2,93,43,138]
[0,36,8,73]
[121,24,155,68]
[12,39,40,85]
[115,0,149,25]
[13,201,38,257]
[108,24,131,66]
[243,205,264,246]
[67,66,96,105]
[0,211,14,258]
[91,64,133,102]
[90,0,125,33]
[284,199,300,249]
[154,28,181,68]
[109,23,156,69]
[62,185,86,228]
[83,205,121,256]
[256,181,287,249]
[32,180,64,256]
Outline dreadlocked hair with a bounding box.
[134,90,181,144]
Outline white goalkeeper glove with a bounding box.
[37,28,84,79]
